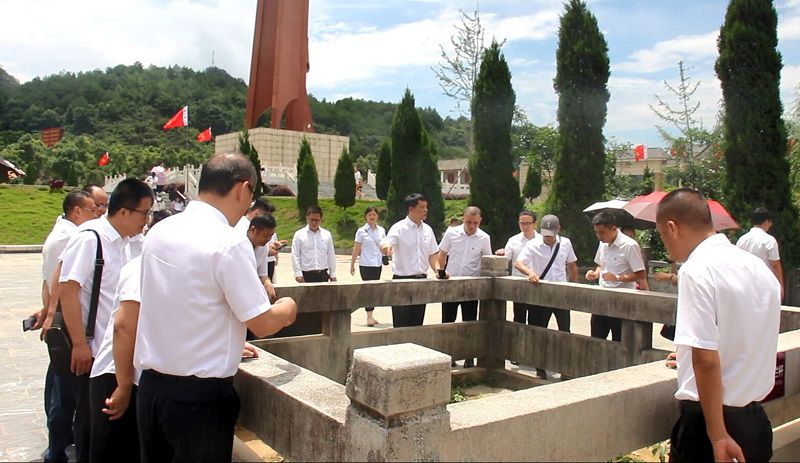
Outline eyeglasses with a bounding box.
[129,208,153,219]
[519,221,535,226]
[79,206,97,213]
[95,203,108,210]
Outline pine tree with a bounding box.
[716,0,800,264]
[522,162,542,201]
[295,138,319,217]
[420,129,445,237]
[376,139,391,200]
[546,0,610,263]
[333,146,356,211]
[468,40,521,249]
[386,89,424,223]
[238,129,263,197]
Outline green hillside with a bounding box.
[0,63,468,187]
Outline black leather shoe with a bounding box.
[510,360,520,366]
[536,368,547,379]
[464,359,475,368]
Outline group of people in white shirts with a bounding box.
[29,158,784,462]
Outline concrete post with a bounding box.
[323,309,352,384]
[621,320,653,365]
[479,255,509,370]
[343,344,451,461]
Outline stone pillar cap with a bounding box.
[346,343,451,418]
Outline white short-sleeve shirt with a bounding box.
[91,256,143,384]
[266,233,278,263]
[42,218,78,289]
[291,225,337,278]
[736,227,780,266]
[516,235,577,282]
[235,216,270,278]
[134,201,271,378]
[593,231,645,289]
[503,232,537,277]
[381,216,439,277]
[355,223,387,267]
[439,224,492,277]
[673,233,780,406]
[59,216,129,356]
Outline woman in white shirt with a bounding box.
[350,206,386,326]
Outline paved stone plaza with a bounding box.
[0,251,672,461]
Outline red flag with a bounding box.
[98,152,110,166]
[163,106,188,130]
[196,127,212,143]
[634,144,646,161]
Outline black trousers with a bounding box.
[137,370,240,463]
[670,400,772,462]
[70,372,91,463]
[529,305,570,332]
[513,302,530,323]
[590,314,621,342]
[442,300,479,323]
[392,274,427,327]
[302,269,330,282]
[359,266,382,311]
[89,373,139,462]
[267,261,275,281]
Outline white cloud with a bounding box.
[616,31,718,74]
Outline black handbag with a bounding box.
[45,229,104,375]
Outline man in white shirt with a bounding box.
[585,211,648,342]
[150,161,167,193]
[656,188,778,462]
[33,190,97,463]
[736,207,784,300]
[381,193,442,328]
[437,207,492,368]
[135,153,297,462]
[83,184,109,218]
[58,178,154,462]
[291,205,337,283]
[515,214,578,378]
[496,211,538,326]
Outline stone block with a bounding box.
[346,343,451,419]
[480,255,510,277]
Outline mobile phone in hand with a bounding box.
[22,315,37,332]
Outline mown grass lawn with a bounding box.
[0,185,70,245]
[0,185,469,247]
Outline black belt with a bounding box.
[303,269,329,274]
[144,369,233,384]
[680,400,762,413]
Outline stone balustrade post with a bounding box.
[621,319,653,365]
[479,255,509,370]
[343,344,451,461]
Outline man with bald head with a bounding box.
[135,153,297,462]
[82,184,109,218]
[437,206,492,368]
[656,188,778,462]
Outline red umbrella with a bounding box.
[623,191,739,231]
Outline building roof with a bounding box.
[438,158,468,171]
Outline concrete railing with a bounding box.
[237,331,800,461]
[239,255,800,461]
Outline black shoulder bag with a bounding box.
[539,240,561,280]
[45,229,104,375]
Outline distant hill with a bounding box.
[0,63,467,186]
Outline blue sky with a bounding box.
[1,0,799,148]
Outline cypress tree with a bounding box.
[376,139,391,200]
[468,40,521,249]
[386,89,424,223]
[333,146,356,211]
[295,138,319,217]
[546,0,610,263]
[522,162,542,201]
[716,0,800,264]
[420,129,446,236]
[238,129,263,197]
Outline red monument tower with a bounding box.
[244,0,314,132]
